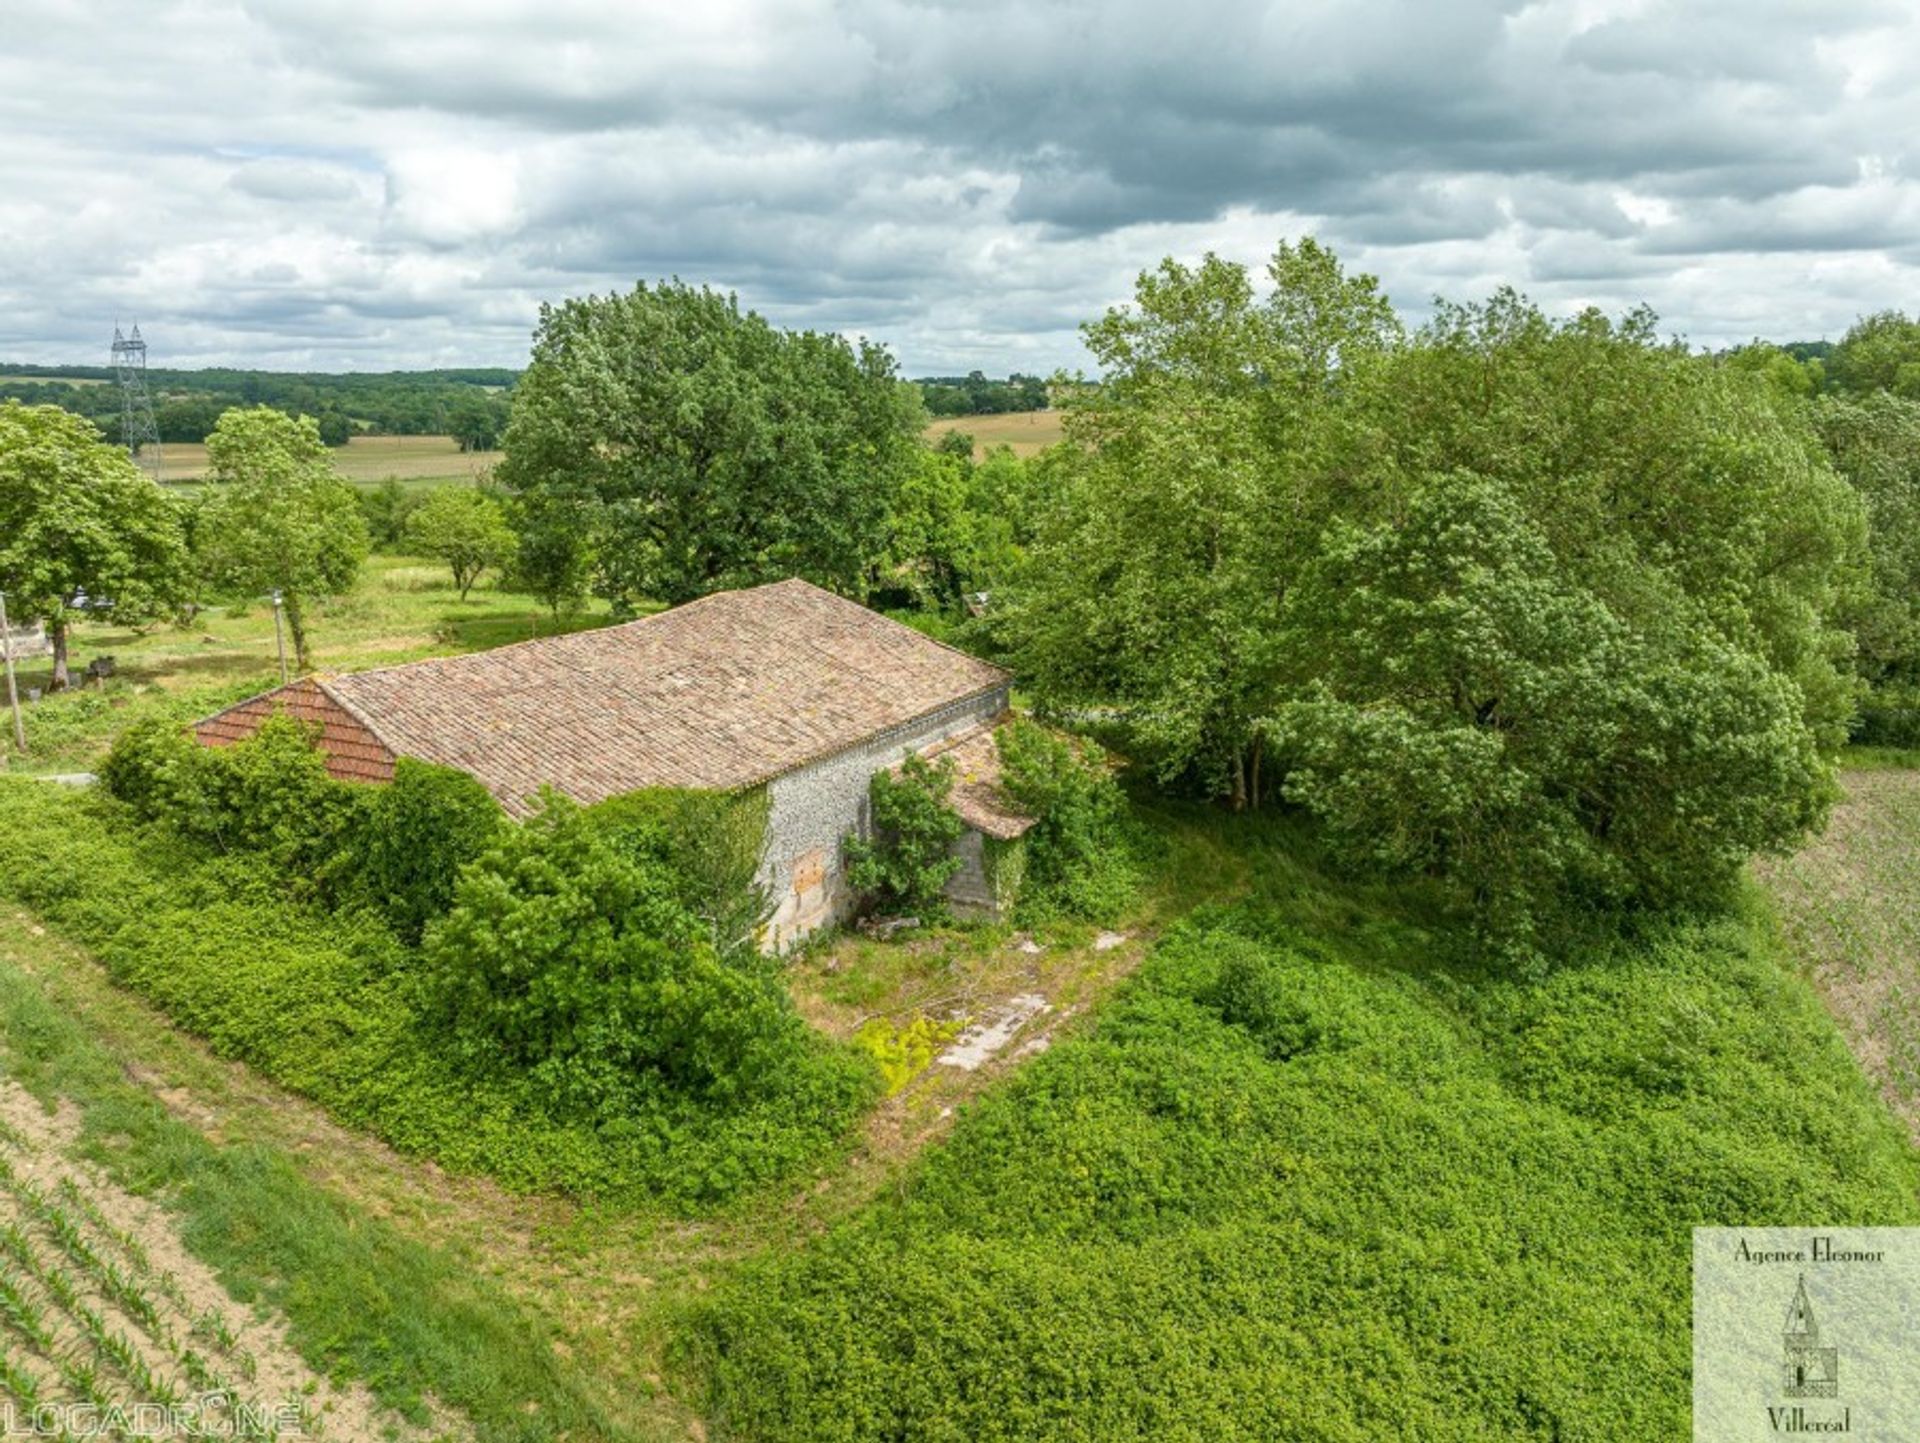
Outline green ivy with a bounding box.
[844,753,964,917]
[996,719,1138,922]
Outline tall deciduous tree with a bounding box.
[1814,391,1920,688]
[0,402,189,689]
[498,281,921,607]
[1827,311,1920,398]
[1006,239,1866,948]
[193,406,368,669]
[1004,238,1401,804]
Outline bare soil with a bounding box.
[0,1078,442,1439]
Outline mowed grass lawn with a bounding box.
[923,409,1064,458]
[156,433,502,484]
[1,554,617,776]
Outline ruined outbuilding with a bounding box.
[194,578,1024,945]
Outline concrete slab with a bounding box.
[937,993,1050,1071]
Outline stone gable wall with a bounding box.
[760,685,1010,949]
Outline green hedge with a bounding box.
[695,902,1920,1439]
[0,779,874,1206]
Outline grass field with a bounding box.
[154,433,503,484]
[1,554,615,776]
[1758,760,1920,1138]
[923,409,1065,458]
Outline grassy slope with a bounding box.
[4,553,616,776]
[696,815,1920,1442]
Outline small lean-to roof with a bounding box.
[911,721,1036,841]
[197,579,1010,817]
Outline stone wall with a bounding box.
[946,829,1027,922]
[760,685,1010,949]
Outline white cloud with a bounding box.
[0,0,1917,371]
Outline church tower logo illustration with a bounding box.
[1782,1274,1839,1399]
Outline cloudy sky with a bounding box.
[2,0,1916,374]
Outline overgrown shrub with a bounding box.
[844,754,964,916]
[1854,683,1920,748]
[425,794,838,1114]
[102,714,367,886]
[106,718,502,939]
[996,719,1138,921]
[346,759,504,943]
[98,714,211,821]
[0,778,875,1205]
[592,786,772,957]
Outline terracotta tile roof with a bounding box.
[913,720,1036,841]
[196,579,1010,817]
[193,678,398,784]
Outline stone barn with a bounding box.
[193,578,1030,947]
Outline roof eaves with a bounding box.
[739,678,1014,792]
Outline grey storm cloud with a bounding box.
[0,0,1917,371]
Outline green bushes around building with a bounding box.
[0,718,877,1206]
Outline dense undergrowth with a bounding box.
[0,778,874,1205]
[695,815,1920,1441]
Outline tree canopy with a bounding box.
[0,402,189,689]
[498,281,923,608]
[1004,239,1866,948]
[1826,311,1920,398]
[406,485,516,600]
[193,406,368,669]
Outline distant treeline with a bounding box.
[0,364,517,449]
[1730,315,1920,399]
[915,371,1049,416]
[0,358,1054,442]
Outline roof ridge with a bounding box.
[325,578,819,692]
[314,676,401,754]
[773,577,1015,683]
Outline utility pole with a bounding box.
[271,590,289,684]
[0,591,25,754]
